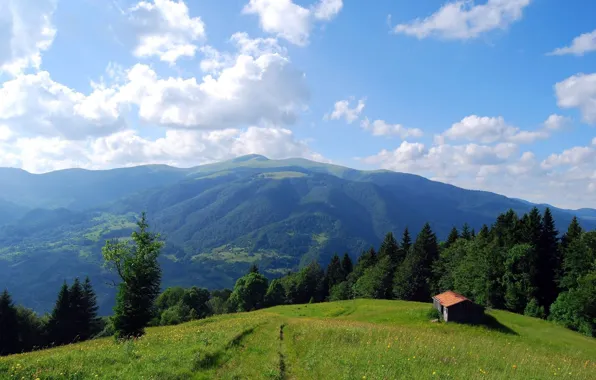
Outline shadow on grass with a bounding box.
[456,314,518,336]
[193,325,262,371]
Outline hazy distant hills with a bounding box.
[1,154,594,315]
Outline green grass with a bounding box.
[2,300,595,379]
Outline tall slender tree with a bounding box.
[81,277,100,340]
[68,278,85,342]
[445,227,459,248]
[400,228,412,253]
[0,290,19,356]
[341,253,353,277]
[325,254,344,290]
[48,282,72,345]
[461,223,473,240]
[537,208,560,310]
[393,223,439,301]
[102,212,164,339]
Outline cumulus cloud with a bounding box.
[0,0,57,75]
[361,136,596,209]
[548,29,596,56]
[243,0,343,46]
[439,115,557,144]
[555,73,596,124]
[392,0,531,40]
[128,0,206,64]
[0,71,124,140]
[361,118,423,139]
[326,98,365,124]
[0,126,324,174]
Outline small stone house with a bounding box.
[432,290,484,323]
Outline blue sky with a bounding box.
[0,0,595,209]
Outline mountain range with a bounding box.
[1,154,594,315]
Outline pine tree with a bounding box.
[341,253,353,277]
[0,289,19,356]
[325,254,344,290]
[81,277,100,340]
[68,278,85,342]
[461,223,472,240]
[445,227,459,248]
[537,208,560,310]
[561,232,595,290]
[393,223,439,301]
[102,212,164,339]
[48,282,72,345]
[562,216,583,249]
[378,232,401,265]
[400,228,412,253]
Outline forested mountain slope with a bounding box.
[0,155,594,314]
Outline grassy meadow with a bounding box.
[1,299,595,379]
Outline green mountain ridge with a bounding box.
[0,155,594,315]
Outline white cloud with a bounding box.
[0,0,57,75]
[326,98,365,123]
[361,118,423,139]
[543,114,571,130]
[548,29,596,56]
[362,137,596,208]
[393,0,531,40]
[441,115,551,144]
[243,0,343,46]
[555,73,596,124]
[0,126,324,174]
[0,71,124,140]
[129,0,206,64]
[117,52,309,129]
[313,0,343,20]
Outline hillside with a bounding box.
[1,300,594,379]
[1,155,595,314]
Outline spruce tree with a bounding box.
[445,227,459,248]
[48,282,71,345]
[102,213,164,339]
[68,278,85,342]
[325,254,344,290]
[341,253,353,277]
[561,216,583,253]
[378,232,401,265]
[393,223,439,301]
[81,277,100,340]
[537,208,560,310]
[0,289,19,356]
[461,223,472,240]
[400,228,412,253]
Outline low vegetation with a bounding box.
[1,300,595,379]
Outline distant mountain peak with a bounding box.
[232,154,270,163]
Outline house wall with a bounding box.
[446,301,484,323]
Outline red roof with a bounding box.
[433,291,470,307]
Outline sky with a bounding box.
[0,0,595,209]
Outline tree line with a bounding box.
[212,207,596,337]
[2,208,594,357]
[0,277,101,356]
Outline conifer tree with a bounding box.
[561,216,583,249]
[400,228,412,253]
[81,277,100,340]
[102,212,164,339]
[378,232,401,265]
[461,223,472,240]
[445,227,459,248]
[68,278,85,342]
[48,282,72,345]
[341,253,353,277]
[325,254,344,290]
[537,208,560,310]
[393,223,439,301]
[0,289,19,356]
